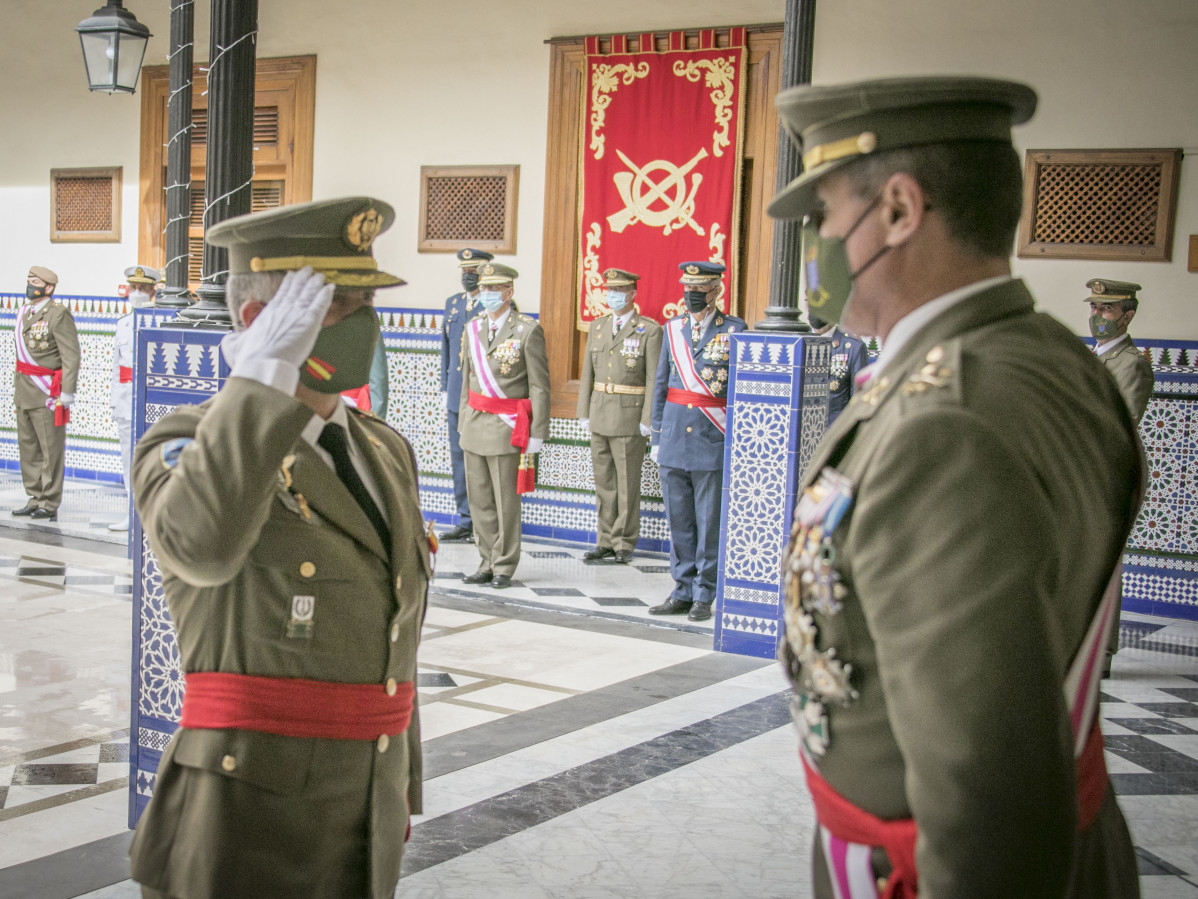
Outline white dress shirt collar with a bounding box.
[1094,332,1130,357]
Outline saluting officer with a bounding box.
[439,248,493,543]
[109,265,158,532]
[457,263,549,588]
[12,266,79,521]
[649,261,745,622]
[129,197,431,899]
[770,78,1141,897]
[577,268,662,564]
[808,313,868,425]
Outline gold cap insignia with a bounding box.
[1091,280,1105,294]
[686,264,700,275]
[604,268,617,279]
[462,249,474,259]
[346,208,384,252]
[134,267,145,278]
[482,263,495,274]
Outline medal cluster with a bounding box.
[493,339,522,375]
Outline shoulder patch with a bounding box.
[160,437,194,470]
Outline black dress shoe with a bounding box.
[614,549,634,564]
[583,546,615,562]
[29,508,57,521]
[440,525,474,543]
[649,597,693,616]
[463,570,493,585]
[11,503,38,517]
[491,574,513,589]
[687,601,713,622]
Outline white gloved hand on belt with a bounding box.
[526,437,544,454]
[58,393,75,407]
[579,419,590,434]
[650,444,660,463]
[639,423,650,438]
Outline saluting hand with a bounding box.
[220,267,335,372]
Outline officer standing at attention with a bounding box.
[108,265,158,532]
[769,77,1142,898]
[808,313,868,425]
[129,197,431,899]
[458,263,549,588]
[577,268,662,564]
[649,261,745,622]
[439,248,493,543]
[12,266,79,521]
[1086,278,1155,677]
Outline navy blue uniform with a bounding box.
[825,326,869,424]
[651,310,746,606]
[440,290,479,529]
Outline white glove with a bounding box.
[579,419,590,434]
[220,267,335,392]
[639,423,650,438]
[58,393,75,407]
[650,445,660,463]
[526,437,544,454]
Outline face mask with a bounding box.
[1089,312,1124,341]
[299,305,381,394]
[461,272,480,292]
[606,289,628,312]
[25,284,46,302]
[479,289,506,313]
[807,313,829,331]
[684,289,710,314]
[802,194,890,326]
[129,288,154,307]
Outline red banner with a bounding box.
[578,29,746,328]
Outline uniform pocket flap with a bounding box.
[172,727,315,795]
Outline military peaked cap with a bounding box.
[477,262,518,286]
[603,268,640,287]
[1085,278,1141,302]
[678,261,725,286]
[125,265,160,285]
[457,248,494,268]
[28,266,58,286]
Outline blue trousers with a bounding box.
[659,465,723,606]
[447,406,471,529]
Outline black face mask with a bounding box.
[26,284,46,302]
[461,272,480,292]
[684,289,710,314]
[808,314,828,330]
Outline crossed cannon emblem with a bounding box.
[607,147,708,237]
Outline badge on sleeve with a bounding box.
[159,437,194,470]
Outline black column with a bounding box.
[754,0,817,332]
[156,0,195,309]
[177,0,258,328]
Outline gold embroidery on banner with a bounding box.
[589,62,650,161]
[708,223,726,266]
[661,300,685,320]
[581,223,608,320]
[672,57,737,157]
[608,148,708,237]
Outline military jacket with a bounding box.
[783,280,1140,898]
[130,378,430,899]
[651,310,746,471]
[110,312,135,420]
[14,300,80,409]
[440,290,477,412]
[577,310,663,436]
[458,310,550,456]
[1099,335,1154,425]
[825,326,868,424]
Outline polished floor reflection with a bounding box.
[1,476,1197,898]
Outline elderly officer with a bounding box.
[1086,278,1155,676]
[808,313,868,425]
[577,268,663,564]
[108,265,158,532]
[439,248,493,542]
[129,197,430,899]
[649,261,745,621]
[12,266,80,521]
[457,262,549,588]
[770,77,1142,898]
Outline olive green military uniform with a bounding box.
[131,378,429,899]
[1099,337,1154,425]
[14,295,79,515]
[577,274,662,554]
[458,269,550,578]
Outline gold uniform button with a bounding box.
[395,575,403,591]
[390,622,400,642]
[686,427,693,433]
[221,754,237,772]
[385,678,398,696]
[300,562,316,578]
[687,403,693,409]
[377,734,390,753]
[876,877,888,893]
[926,345,945,364]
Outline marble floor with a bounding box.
[1,475,1197,898]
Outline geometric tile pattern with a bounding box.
[0,735,130,812]
[0,551,133,596]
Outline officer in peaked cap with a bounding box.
[439,248,494,543]
[108,265,160,531]
[649,260,745,621]
[1084,277,1155,677]
[129,197,431,899]
[12,265,79,521]
[769,78,1141,898]
[577,268,662,564]
[456,261,550,588]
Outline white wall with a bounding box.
[2,0,1195,336]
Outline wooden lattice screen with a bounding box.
[418,165,519,253]
[50,167,122,243]
[1018,149,1182,261]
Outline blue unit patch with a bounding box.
[159,438,194,470]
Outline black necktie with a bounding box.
[317,423,391,551]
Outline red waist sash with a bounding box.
[802,721,1109,899]
[467,390,533,450]
[181,671,414,740]
[16,361,68,426]
[666,387,726,409]
[118,366,133,384]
